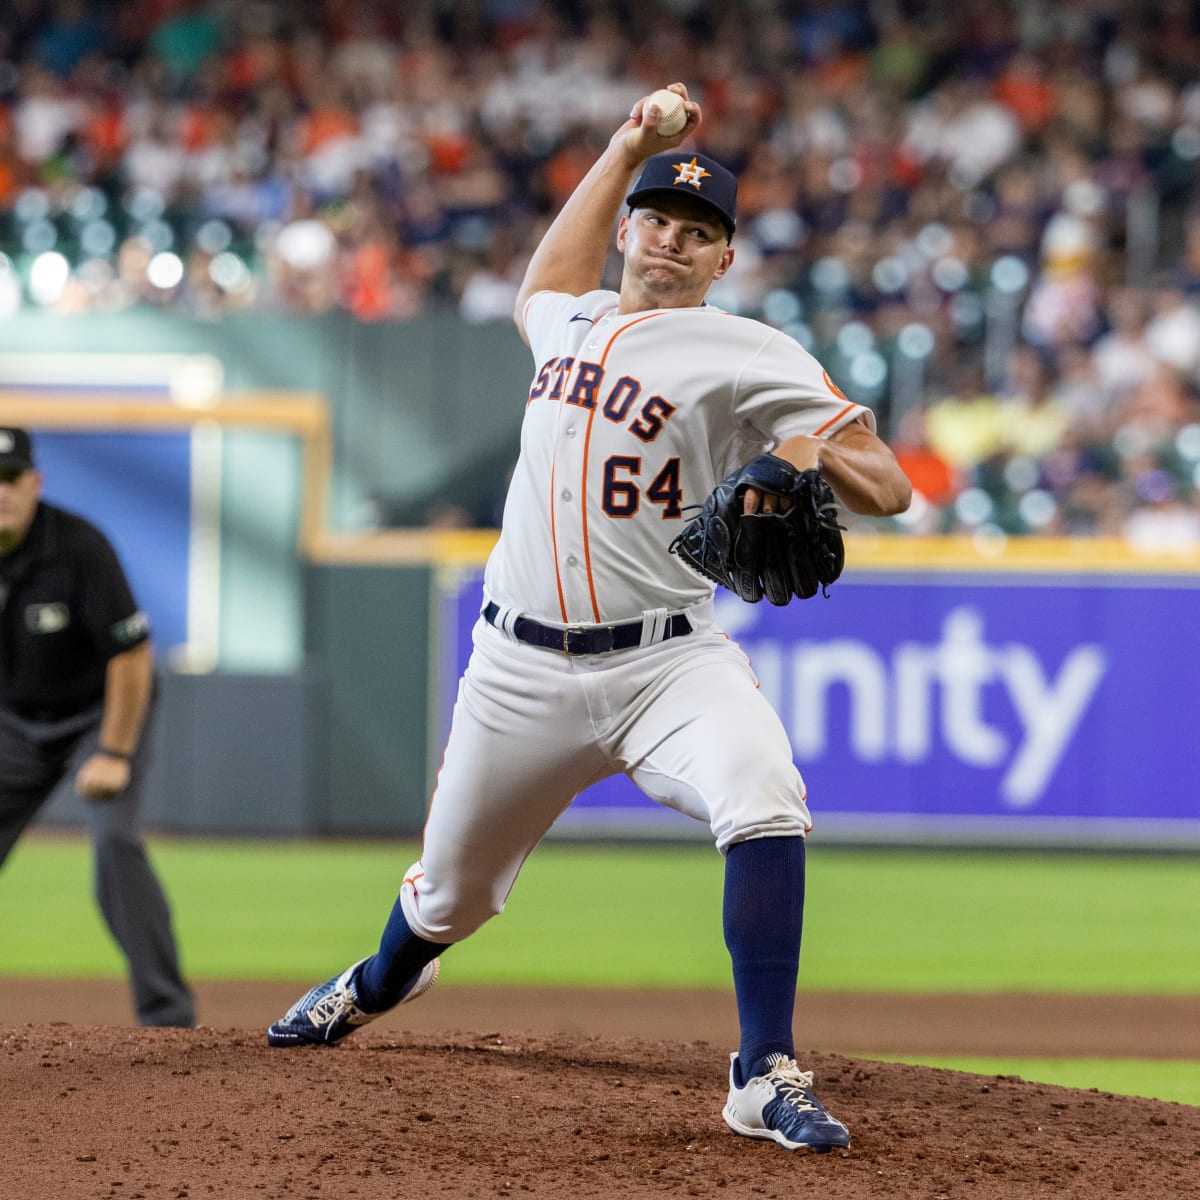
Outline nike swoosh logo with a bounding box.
[569,313,595,324]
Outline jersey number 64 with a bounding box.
[602,456,683,519]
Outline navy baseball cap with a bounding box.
[626,152,737,241]
[0,427,34,472]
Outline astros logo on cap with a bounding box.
[672,157,712,191]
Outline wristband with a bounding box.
[98,746,133,762]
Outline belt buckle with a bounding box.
[563,625,586,655]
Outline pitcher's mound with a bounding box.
[3,1025,1197,1199]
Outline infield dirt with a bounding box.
[2,982,1197,1199]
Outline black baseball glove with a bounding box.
[669,453,845,605]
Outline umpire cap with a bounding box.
[626,152,737,241]
[0,427,34,472]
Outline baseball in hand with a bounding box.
[647,89,687,137]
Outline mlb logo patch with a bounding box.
[26,603,70,633]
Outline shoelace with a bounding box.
[306,983,358,1027]
[764,1058,820,1114]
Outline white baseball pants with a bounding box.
[400,612,812,944]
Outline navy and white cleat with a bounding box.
[266,957,440,1047]
[722,1052,851,1152]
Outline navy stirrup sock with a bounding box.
[356,894,449,1011]
[723,835,806,1082]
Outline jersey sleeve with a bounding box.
[521,289,619,364]
[733,330,877,443]
[75,525,151,660]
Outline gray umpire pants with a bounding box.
[0,700,195,1027]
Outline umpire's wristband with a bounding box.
[98,746,133,762]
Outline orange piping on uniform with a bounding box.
[578,407,602,622]
[580,311,666,622]
[813,402,859,438]
[821,369,850,403]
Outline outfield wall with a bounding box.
[437,543,1200,849]
[31,533,1200,849]
[22,505,1200,848]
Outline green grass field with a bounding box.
[2,835,1197,1103]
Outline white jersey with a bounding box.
[483,288,875,625]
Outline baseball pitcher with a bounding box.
[268,83,911,1153]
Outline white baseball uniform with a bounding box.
[400,288,875,945]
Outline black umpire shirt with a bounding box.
[0,502,150,721]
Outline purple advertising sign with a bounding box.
[441,568,1200,847]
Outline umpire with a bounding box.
[0,427,194,1027]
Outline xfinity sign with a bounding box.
[732,606,1108,808]
[450,570,1200,832]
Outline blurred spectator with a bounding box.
[923,366,1006,473]
[1021,206,1103,349]
[1144,282,1200,380]
[996,345,1073,461]
[32,0,104,79]
[1121,469,1200,552]
[1091,287,1158,410]
[902,77,1023,184]
[1,0,1199,540]
[269,198,339,315]
[993,49,1057,136]
[888,406,960,533]
[12,64,85,165]
[457,229,522,323]
[148,0,221,85]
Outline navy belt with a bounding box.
[482,601,692,656]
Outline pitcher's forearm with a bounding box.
[775,427,912,517]
[515,144,643,312]
[514,85,701,336]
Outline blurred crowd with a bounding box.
[2,0,1200,543]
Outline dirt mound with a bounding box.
[3,1024,1197,1200]
[7,979,1199,1061]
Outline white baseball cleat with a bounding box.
[722,1052,851,1152]
[266,957,439,1047]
